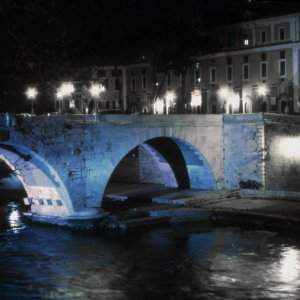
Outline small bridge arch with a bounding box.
[0,144,74,217]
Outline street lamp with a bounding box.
[153,98,164,114]
[191,88,202,113]
[166,91,175,114]
[56,89,63,113]
[25,87,38,115]
[89,83,105,121]
[57,82,74,114]
[258,84,269,112]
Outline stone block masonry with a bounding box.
[1,113,300,223]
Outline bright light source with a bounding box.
[166,92,175,114]
[154,98,164,114]
[166,91,175,105]
[278,136,300,160]
[25,87,38,99]
[60,82,74,98]
[56,90,63,99]
[258,84,268,96]
[89,83,105,98]
[191,88,202,107]
[219,86,230,99]
[230,92,240,111]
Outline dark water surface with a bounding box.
[1,200,300,300]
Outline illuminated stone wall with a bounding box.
[264,114,300,191]
[224,114,265,190]
[5,114,223,216]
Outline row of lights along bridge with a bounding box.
[25,82,271,116]
[25,82,105,117]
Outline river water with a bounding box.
[1,199,300,300]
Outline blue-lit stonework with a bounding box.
[1,113,300,223]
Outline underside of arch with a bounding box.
[104,136,217,203]
[0,143,74,217]
[147,137,217,190]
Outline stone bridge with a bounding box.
[0,113,300,223]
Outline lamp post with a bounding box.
[258,84,268,112]
[25,87,38,115]
[89,83,105,122]
[56,89,63,114]
[166,91,175,114]
[57,82,74,114]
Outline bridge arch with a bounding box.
[102,136,217,203]
[0,144,74,217]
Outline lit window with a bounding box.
[244,39,249,46]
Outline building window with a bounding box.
[113,100,120,109]
[167,72,172,87]
[260,53,267,79]
[142,75,147,89]
[260,62,268,79]
[279,27,285,40]
[243,63,250,80]
[279,51,286,77]
[131,77,136,90]
[210,67,216,84]
[102,79,109,91]
[244,39,249,46]
[261,30,266,43]
[226,65,233,82]
[114,78,120,91]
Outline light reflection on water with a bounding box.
[8,203,25,233]
[1,202,300,299]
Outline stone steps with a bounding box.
[118,216,170,229]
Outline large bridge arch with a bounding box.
[101,136,217,206]
[0,144,74,217]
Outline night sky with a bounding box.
[0,0,300,93]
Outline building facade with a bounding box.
[119,12,300,115]
[47,12,300,116]
[195,12,300,115]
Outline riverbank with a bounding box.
[101,185,300,233]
